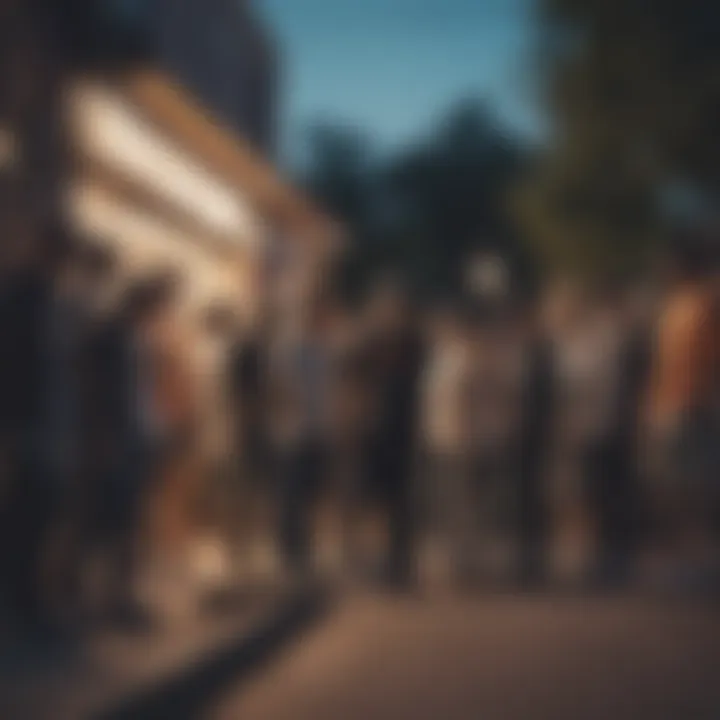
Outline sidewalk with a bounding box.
[0,576,326,720]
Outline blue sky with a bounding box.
[260,0,541,162]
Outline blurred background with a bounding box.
[0,1,719,719]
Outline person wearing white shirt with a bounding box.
[469,314,527,576]
[421,308,476,584]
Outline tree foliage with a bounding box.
[302,101,530,302]
[521,0,720,279]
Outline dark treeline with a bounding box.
[299,101,535,305]
[519,0,720,279]
[301,0,720,298]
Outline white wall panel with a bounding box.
[70,182,249,314]
[70,83,262,248]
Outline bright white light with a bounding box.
[467,254,509,299]
[70,183,249,311]
[71,85,261,244]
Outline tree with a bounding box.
[385,100,528,297]
[299,124,379,302]
[302,125,374,230]
[302,101,530,302]
[521,0,720,279]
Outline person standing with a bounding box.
[44,242,119,624]
[469,309,527,582]
[599,288,654,585]
[193,305,245,580]
[74,254,134,623]
[515,300,556,588]
[326,302,375,577]
[143,276,200,616]
[567,292,632,587]
[365,282,425,587]
[421,305,476,586]
[228,314,270,569]
[645,234,720,583]
[96,273,181,627]
[0,235,74,631]
[274,292,333,576]
[230,319,267,478]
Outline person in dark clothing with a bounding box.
[583,292,652,588]
[596,296,652,585]
[365,283,425,587]
[275,294,333,575]
[72,290,137,621]
[327,307,377,577]
[0,234,82,630]
[228,317,277,567]
[83,272,179,626]
[230,322,268,487]
[0,269,55,628]
[50,243,120,619]
[33,242,122,625]
[516,310,555,588]
[280,440,327,575]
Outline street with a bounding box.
[209,591,720,720]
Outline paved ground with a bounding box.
[209,591,720,720]
[0,583,305,720]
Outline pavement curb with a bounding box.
[93,587,330,720]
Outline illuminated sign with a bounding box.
[70,85,261,245]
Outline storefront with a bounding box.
[64,70,341,587]
[68,77,258,322]
[68,69,342,321]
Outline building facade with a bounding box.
[0,0,337,566]
[158,0,278,155]
[49,0,278,155]
[149,0,278,155]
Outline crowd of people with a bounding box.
[267,229,720,592]
[0,226,719,641]
[0,236,195,635]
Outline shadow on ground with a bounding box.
[93,588,329,720]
